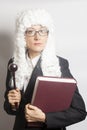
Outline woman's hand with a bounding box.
[25,104,46,122]
[8,88,21,109]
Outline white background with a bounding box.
[0,0,87,130]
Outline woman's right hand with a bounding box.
[8,88,21,109]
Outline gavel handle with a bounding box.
[13,72,16,89]
[12,72,18,109]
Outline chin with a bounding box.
[34,47,44,52]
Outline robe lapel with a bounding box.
[23,58,43,103]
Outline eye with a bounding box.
[26,30,34,34]
[40,29,48,34]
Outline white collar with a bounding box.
[31,55,41,67]
[26,54,41,68]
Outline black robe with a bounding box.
[4,56,87,130]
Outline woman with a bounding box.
[4,9,87,130]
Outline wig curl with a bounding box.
[12,9,61,90]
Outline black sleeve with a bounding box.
[45,57,87,128]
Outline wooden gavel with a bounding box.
[8,63,18,109]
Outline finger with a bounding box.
[8,90,21,97]
[25,115,34,122]
[8,93,17,98]
[25,114,29,119]
[9,89,17,93]
[8,94,20,100]
[8,92,17,98]
[25,106,29,114]
[25,103,31,110]
[16,88,20,92]
[9,96,20,103]
[28,104,37,110]
[9,99,16,105]
[25,113,32,122]
[27,119,34,122]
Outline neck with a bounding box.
[28,51,41,59]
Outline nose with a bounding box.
[34,32,40,40]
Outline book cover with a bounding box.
[31,76,77,113]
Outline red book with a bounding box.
[31,76,77,113]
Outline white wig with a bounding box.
[13,9,61,90]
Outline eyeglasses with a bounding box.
[25,29,49,36]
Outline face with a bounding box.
[25,25,49,58]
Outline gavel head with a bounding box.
[8,63,18,72]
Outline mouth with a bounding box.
[34,43,42,46]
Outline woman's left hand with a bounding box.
[25,104,46,122]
